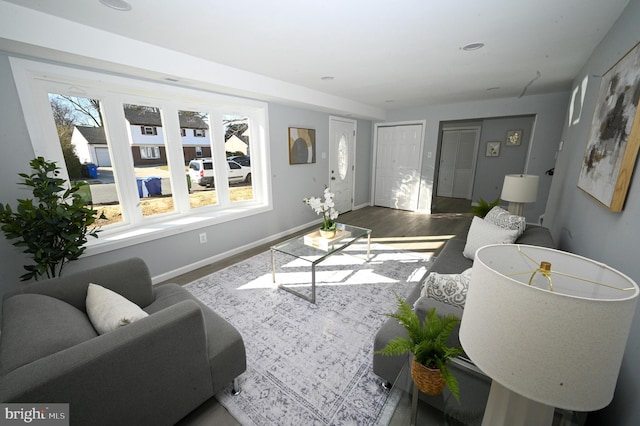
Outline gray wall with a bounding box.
[473,115,536,207]
[438,115,537,210]
[0,54,374,295]
[545,0,640,423]
[385,92,569,223]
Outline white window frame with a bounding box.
[142,126,157,136]
[10,57,272,256]
[193,128,206,137]
[139,146,161,159]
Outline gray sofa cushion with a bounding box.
[0,294,98,375]
[516,224,555,247]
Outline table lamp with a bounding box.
[500,174,539,216]
[459,244,639,426]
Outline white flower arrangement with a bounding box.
[303,187,339,231]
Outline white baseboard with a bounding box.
[151,219,321,284]
[152,204,374,284]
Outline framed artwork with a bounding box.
[577,41,640,212]
[288,127,316,164]
[506,129,522,146]
[486,141,501,157]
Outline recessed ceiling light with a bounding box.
[320,76,334,81]
[462,42,485,51]
[99,0,132,11]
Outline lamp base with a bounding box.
[482,381,554,426]
[507,202,525,216]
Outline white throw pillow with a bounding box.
[463,216,519,260]
[484,206,526,236]
[417,268,472,309]
[86,283,148,335]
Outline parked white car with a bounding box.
[188,158,251,187]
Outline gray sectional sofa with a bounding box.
[0,257,245,426]
[373,223,555,413]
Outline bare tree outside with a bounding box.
[57,95,103,127]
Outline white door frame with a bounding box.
[436,125,481,199]
[371,120,426,210]
[329,116,357,213]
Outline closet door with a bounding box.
[437,128,479,199]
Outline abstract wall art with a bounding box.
[578,41,640,212]
[288,127,316,164]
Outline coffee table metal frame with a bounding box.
[270,223,372,304]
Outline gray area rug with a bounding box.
[186,242,433,425]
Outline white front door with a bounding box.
[374,123,424,210]
[329,117,356,214]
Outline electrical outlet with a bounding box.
[199,233,207,244]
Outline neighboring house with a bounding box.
[71,109,213,166]
[71,126,110,166]
[225,134,248,155]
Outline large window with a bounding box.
[12,58,271,252]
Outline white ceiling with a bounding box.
[0,0,631,111]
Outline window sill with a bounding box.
[83,202,272,256]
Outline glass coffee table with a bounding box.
[270,223,371,304]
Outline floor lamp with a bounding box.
[500,174,539,216]
[460,244,639,426]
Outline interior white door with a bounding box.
[329,117,356,214]
[374,124,424,211]
[437,131,458,197]
[437,128,479,199]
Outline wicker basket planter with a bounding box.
[375,296,463,402]
[411,358,446,395]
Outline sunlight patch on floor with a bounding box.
[370,235,456,256]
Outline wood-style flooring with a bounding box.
[175,205,473,425]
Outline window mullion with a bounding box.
[211,109,230,206]
[160,106,190,214]
[102,99,142,224]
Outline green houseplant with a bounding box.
[0,157,105,281]
[376,294,463,403]
[469,197,500,218]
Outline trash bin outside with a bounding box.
[136,178,148,198]
[82,163,98,179]
[144,177,162,196]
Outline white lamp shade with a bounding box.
[459,244,639,412]
[500,174,539,203]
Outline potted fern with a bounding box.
[0,157,105,281]
[376,294,463,402]
[470,197,499,217]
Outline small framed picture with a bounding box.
[506,129,523,146]
[486,141,501,157]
